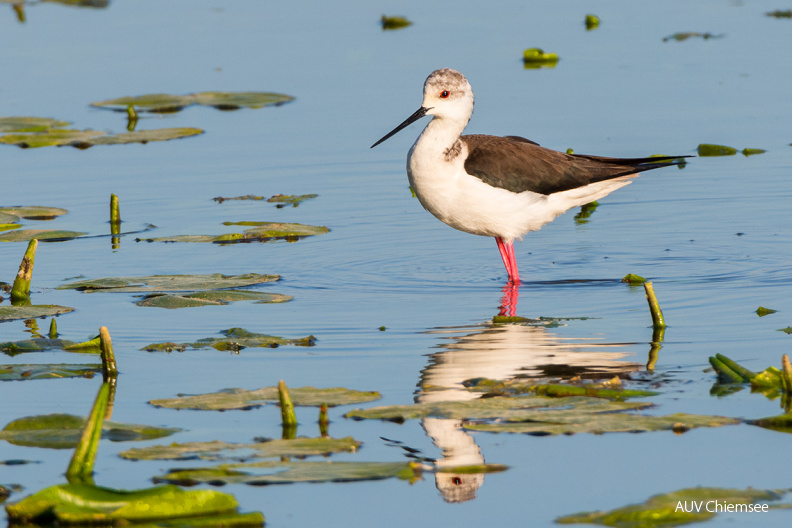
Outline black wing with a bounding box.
[461,134,688,195]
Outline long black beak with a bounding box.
[370,106,430,148]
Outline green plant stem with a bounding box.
[66,383,110,484]
[278,380,298,428]
[99,327,118,379]
[11,239,37,304]
[643,282,666,330]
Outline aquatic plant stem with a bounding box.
[11,239,37,304]
[782,354,792,395]
[48,318,58,339]
[66,383,110,484]
[319,404,329,437]
[278,380,298,439]
[99,327,118,379]
[643,282,666,330]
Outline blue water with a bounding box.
[2,0,792,526]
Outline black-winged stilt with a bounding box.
[371,68,687,285]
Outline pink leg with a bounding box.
[495,237,520,284]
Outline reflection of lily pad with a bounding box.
[120,436,361,461]
[135,290,293,308]
[0,305,74,322]
[0,413,179,449]
[140,222,329,243]
[91,91,294,113]
[0,117,70,133]
[57,273,279,293]
[144,328,316,352]
[347,395,738,435]
[556,487,785,526]
[155,460,418,486]
[0,364,100,381]
[6,482,264,527]
[0,206,68,221]
[0,229,87,242]
[151,386,381,410]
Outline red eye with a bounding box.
[440,90,450,98]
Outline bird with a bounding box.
[371,68,688,284]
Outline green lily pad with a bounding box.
[0,305,74,322]
[381,15,412,30]
[0,129,105,148]
[697,143,737,156]
[140,222,330,243]
[742,148,766,156]
[135,290,293,309]
[585,14,600,30]
[0,224,20,232]
[151,386,381,411]
[5,482,264,527]
[74,127,204,147]
[57,272,279,293]
[766,10,792,18]
[756,306,777,317]
[144,328,315,352]
[0,364,100,381]
[0,206,68,220]
[779,327,792,335]
[347,395,738,435]
[90,91,294,113]
[120,436,361,461]
[0,117,70,133]
[0,229,87,242]
[556,487,784,526]
[1,338,95,356]
[621,273,647,285]
[523,48,559,68]
[155,460,419,486]
[0,413,179,449]
[461,379,658,400]
[266,194,318,208]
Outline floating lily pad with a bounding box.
[756,306,777,317]
[266,194,318,208]
[0,206,68,221]
[135,290,293,309]
[663,32,723,42]
[0,229,87,242]
[742,148,766,156]
[120,436,361,461]
[0,364,100,381]
[347,395,737,435]
[1,337,97,356]
[155,460,419,486]
[779,327,792,334]
[0,127,203,149]
[0,305,74,323]
[140,222,330,243]
[151,386,381,411]
[556,487,784,526]
[144,328,315,352]
[697,143,737,156]
[0,413,179,449]
[585,14,600,30]
[0,224,20,232]
[381,15,412,30]
[0,117,70,133]
[766,10,792,18]
[57,273,279,293]
[5,482,264,527]
[523,48,559,68]
[90,91,294,113]
[621,273,647,285]
[74,127,204,147]
[461,379,658,400]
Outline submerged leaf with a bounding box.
[556,487,784,526]
[120,436,361,461]
[0,413,179,449]
[57,273,279,293]
[266,194,318,208]
[0,305,74,322]
[0,364,99,381]
[5,482,263,526]
[151,386,381,410]
[91,91,294,113]
[135,290,292,309]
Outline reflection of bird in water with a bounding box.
[416,321,641,503]
[371,68,687,283]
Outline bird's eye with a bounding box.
[440,90,450,98]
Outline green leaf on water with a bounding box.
[0,117,70,133]
[556,487,785,526]
[0,224,20,232]
[756,306,777,317]
[621,273,647,285]
[778,327,792,335]
[0,229,87,242]
[0,414,179,449]
[381,15,412,30]
[584,14,600,30]
[766,10,792,18]
[266,194,318,208]
[0,129,106,148]
[155,460,419,486]
[461,379,658,400]
[151,386,381,411]
[90,91,294,113]
[135,290,293,309]
[523,48,559,68]
[0,206,68,221]
[742,148,766,156]
[139,222,329,243]
[1,337,98,356]
[74,127,204,147]
[0,364,100,381]
[5,482,264,527]
[347,395,737,435]
[663,32,724,42]
[0,305,74,323]
[57,273,279,293]
[120,436,361,461]
[143,327,315,352]
[697,143,737,156]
